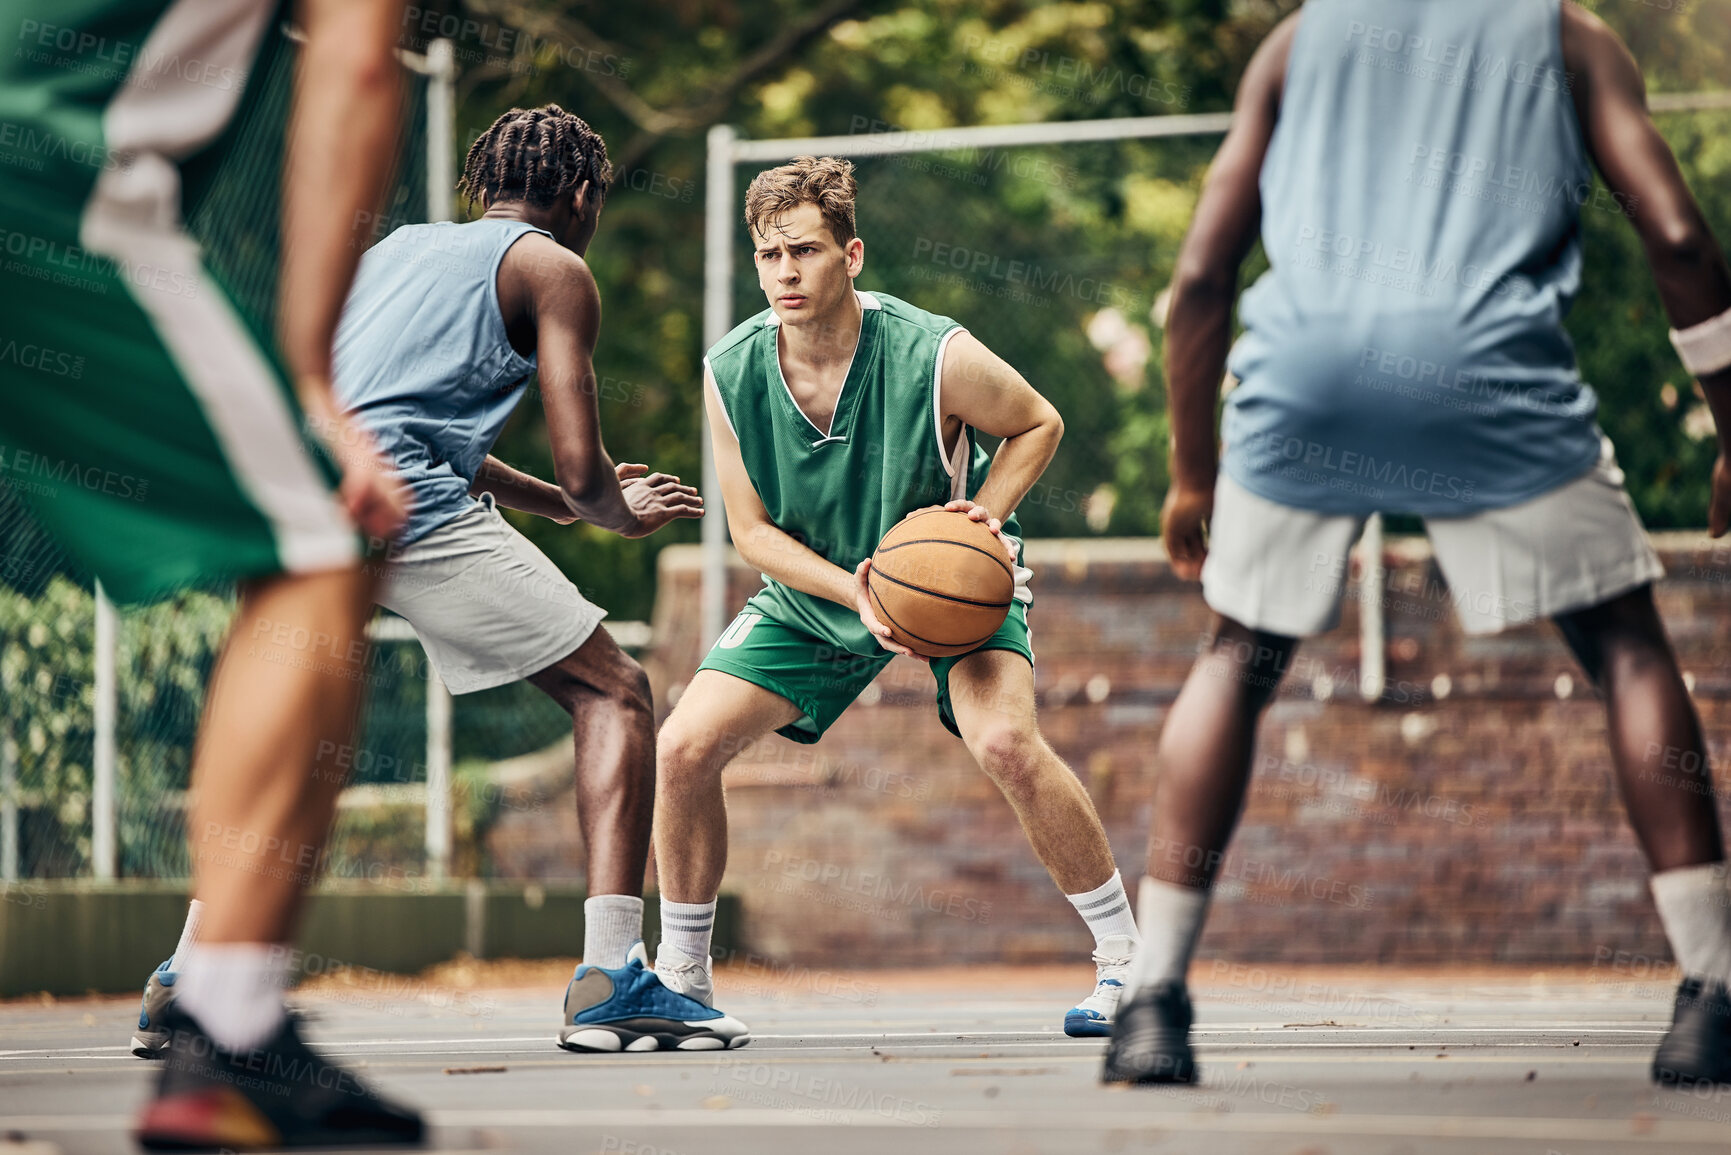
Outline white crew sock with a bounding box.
[583,895,644,969]
[659,897,717,962]
[1127,876,1211,994]
[1066,871,1141,952]
[1651,862,1731,987]
[176,942,292,1053]
[167,898,204,972]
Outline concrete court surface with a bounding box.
[2,962,1728,1155]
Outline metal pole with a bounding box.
[1359,514,1386,702]
[425,673,452,883]
[700,124,737,650]
[425,39,455,223]
[1,737,17,883]
[92,581,117,880]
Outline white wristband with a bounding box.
[1670,306,1731,377]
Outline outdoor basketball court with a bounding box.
[3,965,1725,1154]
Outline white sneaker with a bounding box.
[1065,934,1137,1037]
[655,942,716,1008]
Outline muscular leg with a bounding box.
[1146,618,1299,889]
[1553,585,1724,872]
[947,649,1114,895]
[190,565,379,944]
[653,670,803,904]
[526,628,657,898]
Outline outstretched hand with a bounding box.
[617,463,703,538]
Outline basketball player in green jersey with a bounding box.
[0,0,421,1146]
[652,156,1142,1036]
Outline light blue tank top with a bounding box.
[334,218,551,544]
[1221,0,1603,516]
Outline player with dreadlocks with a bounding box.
[130,104,748,1057]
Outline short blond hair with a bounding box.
[744,155,857,246]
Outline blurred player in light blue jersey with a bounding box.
[1107,0,1731,1089]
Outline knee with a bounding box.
[1201,627,1292,711]
[610,658,653,718]
[969,722,1047,792]
[656,717,727,787]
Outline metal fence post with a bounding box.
[701,124,737,652]
[93,580,117,880]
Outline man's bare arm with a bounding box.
[510,236,702,538]
[283,0,408,538]
[470,455,575,522]
[281,0,400,398]
[1160,14,1295,577]
[938,331,1063,535]
[1563,2,1731,534]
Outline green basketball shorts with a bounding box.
[0,1,358,605]
[696,599,1034,744]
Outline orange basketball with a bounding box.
[867,509,1015,658]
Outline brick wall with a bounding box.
[487,533,1731,966]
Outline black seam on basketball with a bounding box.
[869,576,997,651]
[875,536,1015,579]
[868,566,1013,609]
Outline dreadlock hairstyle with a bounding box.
[458,105,614,212]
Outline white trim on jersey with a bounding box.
[931,325,965,484]
[81,0,356,574]
[766,289,877,443]
[702,358,739,441]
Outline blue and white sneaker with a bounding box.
[557,942,750,1053]
[1064,935,1137,1038]
[130,958,177,1059]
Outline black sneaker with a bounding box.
[1100,981,1200,1085]
[1653,976,1731,1088]
[134,1003,424,1150]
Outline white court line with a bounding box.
[0,1025,1666,1062]
[3,1109,1727,1144]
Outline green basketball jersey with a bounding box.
[706,290,1026,656]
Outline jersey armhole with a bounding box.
[704,357,740,440]
[932,326,967,485]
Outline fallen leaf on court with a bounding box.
[633,1085,654,1097]
[442,1066,506,1075]
[701,1096,731,1110]
[1630,1113,1656,1135]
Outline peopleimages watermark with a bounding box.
[1405,145,1636,218]
[1353,345,1586,419]
[847,117,1081,190]
[0,336,84,381]
[16,19,248,92]
[0,446,148,502]
[713,1061,941,1127]
[0,121,122,174]
[1341,20,1573,96]
[399,7,630,79]
[1239,430,1478,503]
[910,237,1142,310]
[957,33,1190,108]
[1256,754,1480,828]
[761,850,992,923]
[1291,225,1532,302]
[0,225,200,300]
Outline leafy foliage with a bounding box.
[454,0,1729,616]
